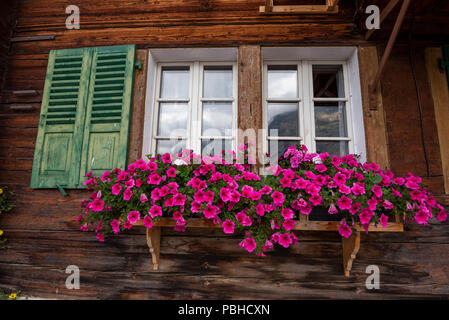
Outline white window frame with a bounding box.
[262,59,357,158]
[149,60,238,156]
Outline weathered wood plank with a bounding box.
[425,47,449,194]
[357,46,390,169]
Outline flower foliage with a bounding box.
[79,144,447,255]
[0,187,14,249]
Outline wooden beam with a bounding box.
[365,0,401,40]
[368,0,411,110]
[127,49,148,164]
[425,47,449,194]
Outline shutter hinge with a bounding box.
[135,61,142,70]
[56,184,68,197]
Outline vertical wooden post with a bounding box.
[146,227,161,271]
[425,47,449,194]
[358,46,390,169]
[128,49,148,164]
[238,45,262,167]
[342,232,361,277]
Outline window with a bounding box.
[263,60,355,159]
[151,62,237,156]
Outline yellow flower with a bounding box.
[0,188,3,195]
[9,293,17,299]
[0,230,3,236]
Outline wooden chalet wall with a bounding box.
[0,0,448,299]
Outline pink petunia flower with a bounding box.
[380,214,389,228]
[140,193,148,204]
[167,167,177,178]
[143,216,153,229]
[123,188,133,201]
[271,191,285,206]
[338,221,352,238]
[337,196,352,210]
[239,237,257,253]
[149,205,162,218]
[127,211,141,224]
[222,219,235,234]
[278,233,293,248]
[112,183,122,196]
[161,153,172,164]
[111,219,121,234]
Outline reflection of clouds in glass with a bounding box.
[156,139,186,155]
[203,69,232,98]
[161,69,189,99]
[158,103,187,136]
[268,70,297,99]
[202,102,232,136]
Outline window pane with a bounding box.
[203,67,233,98]
[314,101,347,137]
[160,67,190,99]
[201,139,232,156]
[268,140,299,160]
[268,103,299,137]
[267,66,298,99]
[316,141,348,157]
[202,102,232,136]
[156,139,186,156]
[313,65,344,98]
[157,103,188,137]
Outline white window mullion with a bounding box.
[302,61,314,153]
[190,62,200,153]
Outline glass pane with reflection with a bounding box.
[201,139,232,157]
[312,65,344,98]
[314,101,347,137]
[157,103,188,137]
[316,141,348,157]
[160,67,190,99]
[202,102,232,136]
[203,67,233,98]
[268,140,300,161]
[156,139,186,156]
[268,103,299,137]
[267,66,298,99]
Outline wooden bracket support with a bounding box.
[146,227,161,271]
[342,232,361,277]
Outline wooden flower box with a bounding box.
[135,212,404,277]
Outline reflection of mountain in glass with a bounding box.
[268,110,297,137]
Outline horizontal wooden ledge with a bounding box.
[135,217,404,232]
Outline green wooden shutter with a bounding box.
[78,45,136,185]
[30,48,92,188]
